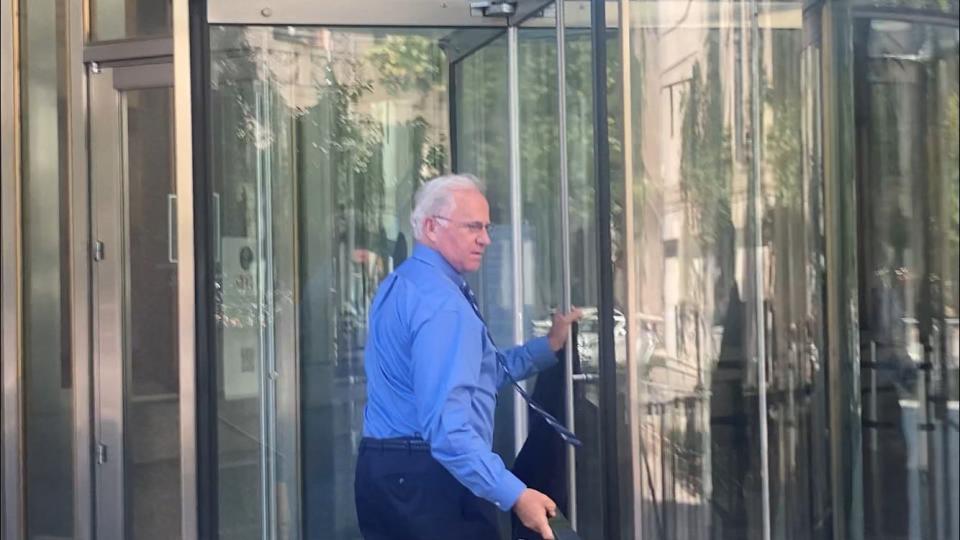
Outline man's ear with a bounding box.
[422,217,438,243]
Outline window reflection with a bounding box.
[209,26,506,539]
[855,19,960,540]
[617,1,827,537]
[90,0,171,41]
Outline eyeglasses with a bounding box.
[432,215,493,235]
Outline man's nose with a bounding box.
[478,228,491,246]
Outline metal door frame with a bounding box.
[88,60,175,540]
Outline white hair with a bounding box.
[410,174,486,240]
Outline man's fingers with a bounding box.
[554,310,582,325]
[537,520,555,540]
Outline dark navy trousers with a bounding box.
[355,438,501,540]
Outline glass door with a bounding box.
[89,62,181,540]
[854,18,960,540]
[207,23,509,539]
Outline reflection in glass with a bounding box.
[90,0,171,41]
[514,8,618,537]
[758,10,832,538]
[616,1,832,537]
[855,19,960,540]
[209,26,506,539]
[123,86,181,540]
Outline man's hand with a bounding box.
[547,308,584,352]
[513,488,557,540]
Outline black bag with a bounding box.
[511,326,581,540]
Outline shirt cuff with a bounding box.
[527,337,557,370]
[488,470,526,511]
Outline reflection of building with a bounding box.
[2,2,959,540]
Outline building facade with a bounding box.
[1,1,958,539]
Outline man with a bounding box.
[355,174,581,540]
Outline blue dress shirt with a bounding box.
[362,243,557,511]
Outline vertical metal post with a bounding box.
[554,0,578,527]
[173,0,199,536]
[1,0,23,537]
[868,340,882,536]
[507,24,528,450]
[89,66,126,540]
[616,0,643,535]
[67,0,93,536]
[822,0,864,537]
[590,0,622,537]
[748,2,772,539]
[254,85,279,539]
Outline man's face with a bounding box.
[424,188,492,274]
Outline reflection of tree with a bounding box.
[367,35,448,182]
[678,35,735,323]
[515,30,624,314]
[944,88,959,312]
[367,35,443,95]
[678,43,733,254]
[223,31,450,249]
[764,35,802,213]
[516,31,623,226]
[323,60,386,237]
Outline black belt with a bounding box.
[360,437,431,452]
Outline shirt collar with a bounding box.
[412,243,463,286]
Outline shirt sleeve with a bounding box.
[412,306,527,511]
[497,337,557,388]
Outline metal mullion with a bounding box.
[253,87,275,540]
[89,66,126,540]
[119,90,133,540]
[615,0,644,536]
[1,0,23,536]
[173,0,199,536]
[67,0,93,536]
[748,1,772,538]
[555,0,578,529]
[83,37,173,63]
[589,0,621,537]
[507,24,528,451]
[821,2,864,539]
[207,0,509,27]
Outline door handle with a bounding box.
[168,194,177,263]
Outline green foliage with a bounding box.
[678,42,734,252]
[944,89,959,248]
[366,35,444,96]
[763,35,803,212]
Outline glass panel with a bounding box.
[854,19,960,540]
[533,4,621,536]
[853,0,958,18]
[209,26,499,539]
[452,31,519,485]
[568,13,622,538]
[757,6,832,538]
[90,0,171,41]
[457,12,626,536]
[19,0,74,537]
[122,86,180,540]
[517,20,563,338]
[615,0,828,537]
